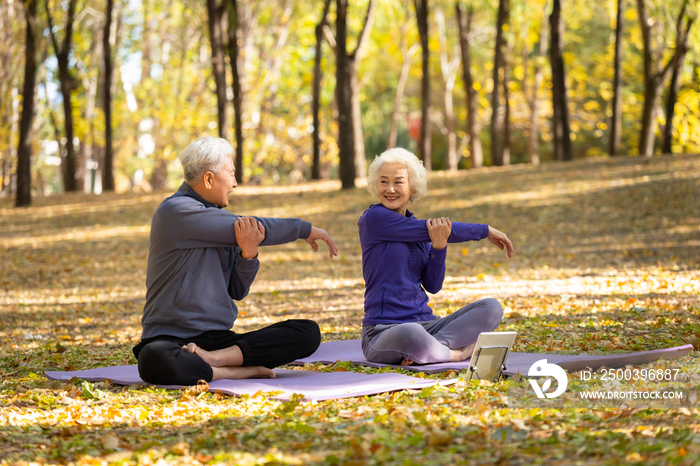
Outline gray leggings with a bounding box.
[361,298,503,364]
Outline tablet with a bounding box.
[466,331,517,382]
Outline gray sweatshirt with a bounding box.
[140,182,312,339]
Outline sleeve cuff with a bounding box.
[429,245,448,260]
[299,221,312,239]
[236,254,260,271]
[481,224,490,240]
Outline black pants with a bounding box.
[133,319,321,386]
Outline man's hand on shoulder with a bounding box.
[235,217,265,259]
[305,226,339,258]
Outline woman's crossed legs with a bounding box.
[361,298,503,365]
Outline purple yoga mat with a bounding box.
[44,366,456,401]
[293,340,694,375]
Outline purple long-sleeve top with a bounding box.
[358,204,489,326]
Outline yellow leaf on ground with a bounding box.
[170,442,189,455]
[427,430,452,447]
[101,433,119,450]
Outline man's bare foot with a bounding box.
[182,343,243,367]
[401,357,415,366]
[182,343,273,381]
[211,365,275,380]
[449,342,476,362]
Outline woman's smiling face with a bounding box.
[377,162,414,216]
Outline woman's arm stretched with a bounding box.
[362,205,488,244]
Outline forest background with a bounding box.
[1,0,699,205]
[2,1,700,464]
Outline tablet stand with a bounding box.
[467,345,510,382]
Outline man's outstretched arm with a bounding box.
[254,217,337,258]
[304,226,338,258]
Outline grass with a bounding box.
[1,154,699,465]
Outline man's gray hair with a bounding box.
[179,137,234,184]
[366,148,429,202]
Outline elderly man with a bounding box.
[134,137,337,385]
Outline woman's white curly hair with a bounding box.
[366,148,428,202]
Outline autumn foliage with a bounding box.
[0,155,699,464]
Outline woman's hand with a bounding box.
[427,217,452,250]
[235,216,265,259]
[305,226,339,258]
[487,226,514,258]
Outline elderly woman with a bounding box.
[359,148,514,366]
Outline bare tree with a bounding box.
[388,0,418,149]
[45,0,80,191]
[228,0,244,183]
[312,0,332,180]
[207,0,227,140]
[414,0,431,170]
[502,41,512,166]
[336,0,354,188]
[455,1,483,168]
[521,3,548,165]
[490,0,508,166]
[436,8,461,171]
[78,8,103,194]
[609,0,623,156]
[662,5,694,154]
[350,1,375,180]
[335,0,375,189]
[549,0,572,161]
[102,0,115,191]
[635,0,690,157]
[1,1,25,196]
[141,0,152,82]
[16,0,39,206]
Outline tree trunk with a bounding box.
[349,0,374,180]
[490,0,508,166]
[336,0,355,189]
[661,17,693,154]
[388,1,416,149]
[522,5,547,166]
[228,0,244,183]
[80,11,102,194]
[46,0,80,191]
[2,83,20,194]
[141,0,152,82]
[436,8,459,171]
[1,2,23,196]
[151,155,169,191]
[207,0,227,140]
[103,0,115,191]
[16,0,38,207]
[456,2,483,168]
[350,65,366,178]
[312,0,331,180]
[635,0,686,157]
[58,62,78,191]
[549,0,572,161]
[502,42,511,166]
[335,0,374,188]
[444,78,457,171]
[414,0,431,171]
[609,0,623,156]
